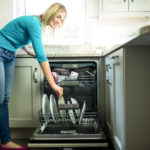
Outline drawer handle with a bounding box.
[34,68,38,83]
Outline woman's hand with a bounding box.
[40,61,63,98]
[22,46,35,57]
[52,84,63,98]
[26,49,35,56]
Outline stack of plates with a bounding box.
[42,94,86,125]
[49,94,58,123]
[42,94,50,123]
[42,94,59,124]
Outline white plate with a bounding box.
[42,94,50,122]
[79,101,86,124]
[68,101,76,124]
[50,94,58,123]
[70,97,80,117]
[58,96,66,120]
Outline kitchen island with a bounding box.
[103,24,150,150]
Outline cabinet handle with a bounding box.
[111,55,119,59]
[107,80,112,85]
[34,68,38,83]
[106,64,112,71]
[111,55,120,64]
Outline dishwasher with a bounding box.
[28,59,108,149]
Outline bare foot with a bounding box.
[2,141,22,148]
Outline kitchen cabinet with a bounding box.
[129,0,150,11]
[99,0,150,16]
[101,0,128,12]
[104,46,150,150]
[105,49,124,150]
[9,58,42,128]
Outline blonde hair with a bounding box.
[40,2,67,33]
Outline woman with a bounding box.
[0,3,67,150]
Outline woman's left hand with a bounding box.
[22,46,35,56]
[27,49,35,56]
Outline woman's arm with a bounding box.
[25,17,63,97]
[23,45,63,97]
[40,60,63,98]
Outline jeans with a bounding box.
[0,47,16,144]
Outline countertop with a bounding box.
[16,44,103,58]
[103,24,150,56]
[16,24,150,58]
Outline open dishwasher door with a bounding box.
[28,59,108,148]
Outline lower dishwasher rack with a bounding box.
[28,112,108,148]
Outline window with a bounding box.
[25,0,85,45]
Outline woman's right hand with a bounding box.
[52,84,63,98]
[39,61,63,98]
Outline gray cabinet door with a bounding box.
[105,46,150,150]
[111,49,125,150]
[9,58,42,127]
[105,49,125,150]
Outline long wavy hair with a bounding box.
[40,2,67,34]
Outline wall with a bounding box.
[84,0,150,48]
[90,17,150,48]
[0,0,25,28]
[85,0,99,43]
[0,0,14,28]
[0,0,150,48]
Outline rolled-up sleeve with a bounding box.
[26,17,48,63]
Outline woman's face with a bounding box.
[49,11,66,29]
